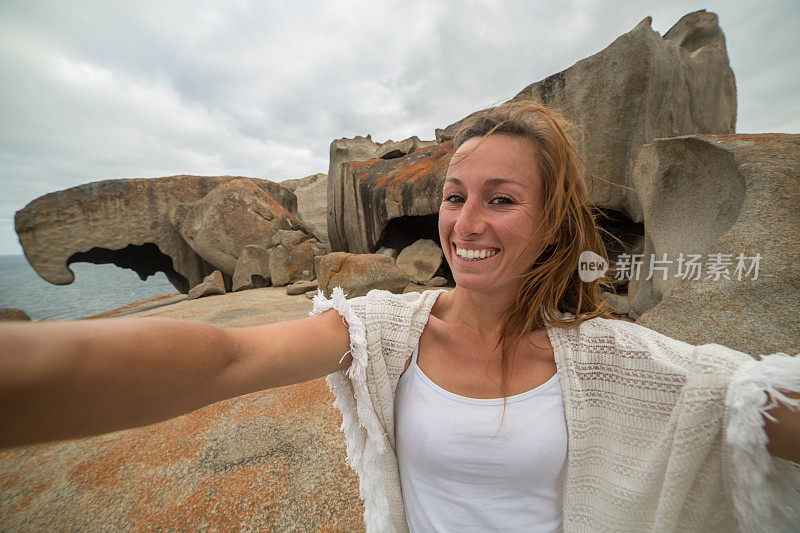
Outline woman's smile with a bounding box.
[452,243,500,262]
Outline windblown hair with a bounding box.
[452,100,612,400]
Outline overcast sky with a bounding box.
[1,0,798,256]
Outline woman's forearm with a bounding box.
[0,318,234,449]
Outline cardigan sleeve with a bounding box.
[717,347,800,532]
[309,287,393,531]
[560,318,799,531]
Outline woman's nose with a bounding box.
[453,200,487,236]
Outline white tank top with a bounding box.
[395,343,567,532]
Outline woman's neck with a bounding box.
[435,286,518,341]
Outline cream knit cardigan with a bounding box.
[311,288,800,532]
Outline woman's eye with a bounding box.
[443,194,464,203]
[490,196,514,205]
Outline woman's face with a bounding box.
[439,134,549,295]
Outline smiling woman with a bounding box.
[439,104,612,406]
[1,101,799,533]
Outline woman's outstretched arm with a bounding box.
[0,309,351,449]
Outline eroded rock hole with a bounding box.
[593,208,645,292]
[381,150,407,160]
[249,274,269,289]
[68,243,189,293]
[376,214,453,282]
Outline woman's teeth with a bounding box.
[455,247,498,261]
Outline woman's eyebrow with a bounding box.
[444,177,524,188]
[484,177,524,188]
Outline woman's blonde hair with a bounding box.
[452,100,612,399]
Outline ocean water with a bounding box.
[0,255,176,320]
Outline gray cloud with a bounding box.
[1,0,798,254]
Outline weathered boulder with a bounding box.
[14,176,299,294]
[327,135,436,251]
[437,10,736,221]
[286,280,318,296]
[187,270,226,300]
[629,134,800,356]
[424,276,448,287]
[602,291,630,315]
[0,307,31,321]
[396,239,443,284]
[269,230,326,287]
[280,173,330,247]
[328,141,453,253]
[315,253,411,297]
[376,247,398,260]
[402,283,431,294]
[232,245,271,292]
[171,179,299,275]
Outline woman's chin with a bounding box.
[451,275,500,293]
[450,270,525,297]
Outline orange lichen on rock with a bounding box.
[130,463,287,531]
[372,141,453,190]
[0,377,363,530]
[265,378,336,420]
[9,479,52,514]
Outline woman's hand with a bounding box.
[764,391,800,463]
[0,309,351,449]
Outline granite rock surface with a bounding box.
[437,10,736,221]
[171,178,299,275]
[232,245,271,292]
[630,134,800,355]
[315,252,412,297]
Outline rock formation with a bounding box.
[286,280,318,295]
[171,178,300,275]
[232,245,271,292]
[324,11,737,260]
[396,239,444,284]
[327,135,436,251]
[268,230,326,287]
[279,173,330,247]
[437,10,736,221]
[0,307,31,321]
[187,270,226,300]
[424,276,448,287]
[315,253,412,297]
[15,176,301,294]
[376,247,398,260]
[629,134,800,356]
[328,141,453,254]
[15,11,739,300]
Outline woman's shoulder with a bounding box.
[555,315,752,377]
[560,314,695,350]
[350,288,447,322]
[314,287,447,342]
[551,315,699,373]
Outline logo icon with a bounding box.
[578,250,608,282]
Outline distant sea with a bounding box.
[0,255,176,320]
